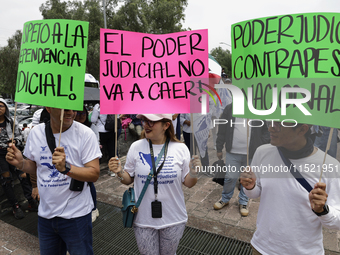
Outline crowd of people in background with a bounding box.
[1,74,339,254]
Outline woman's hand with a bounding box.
[108,157,122,174]
[189,155,201,177]
[184,155,200,188]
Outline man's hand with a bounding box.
[240,166,256,190]
[217,152,223,160]
[309,182,328,213]
[6,143,24,169]
[32,187,40,201]
[52,147,67,172]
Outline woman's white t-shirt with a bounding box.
[124,139,190,229]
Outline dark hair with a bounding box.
[78,106,91,128]
[140,119,181,143]
[292,123,311,138]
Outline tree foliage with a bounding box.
[210,46,232,78]
[112,0,187,34]
[0,0,188,96]
[0,31,22,98]
[39,0,188,79]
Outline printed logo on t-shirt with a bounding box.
[139,152,157,170]
[39,143,70,188]
[138,152,177,185]
[40,146,48,154]
[41,163,60,178]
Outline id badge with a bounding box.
[151,200,162,218]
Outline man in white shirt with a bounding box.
[22,123,30,143]
[91,103,117,176]
[6,108,102,255]
[240,122,340,255]
[214,103,269,216]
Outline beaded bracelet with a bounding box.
[189,171,198,178]
[116,170,125,181]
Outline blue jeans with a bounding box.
[221,151,249,206]
[314,126,338,158]
[38,213,93,255]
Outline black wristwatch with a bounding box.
[312,205,329,216]
[60,162,71,175]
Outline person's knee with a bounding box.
[1,177,12,187]
[20,173,27,179]
[1,172,12,185]
[1,172,10,178]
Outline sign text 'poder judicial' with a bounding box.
[100,29,208,114]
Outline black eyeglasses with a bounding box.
[141,118,169,127]
[141,118,158,127]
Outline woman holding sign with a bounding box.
[109,114,201,255]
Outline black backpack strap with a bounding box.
[45,121,56,154]
[40,108,50,124]
[277,147,313,192]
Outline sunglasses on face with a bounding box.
[77,112,86,116]
[266,121,297,132]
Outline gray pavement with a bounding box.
[0,136,340,254]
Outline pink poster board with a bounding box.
[100,29,209,114]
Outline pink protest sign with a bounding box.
[100,29,209,114]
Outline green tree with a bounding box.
[39,0,106,77]
[39,0,188,78]
[210,46,232,78]
[112,0,187,34]
[0,30,22,98]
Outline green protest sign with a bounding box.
[231,12,340,128]
[15,19,89,110]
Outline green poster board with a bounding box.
[15,19,89,111]
[231,12,340,128]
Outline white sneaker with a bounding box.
[239,205,249,217]
[92,209,99,222]
[213,200,229,210]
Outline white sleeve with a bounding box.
[91,104,99,123]
[124,143,137,177]
[181,144,191,182]
[243,181,262,199]
[81,129,102,164]
[180,113,187,126]
[90,124,100,144]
